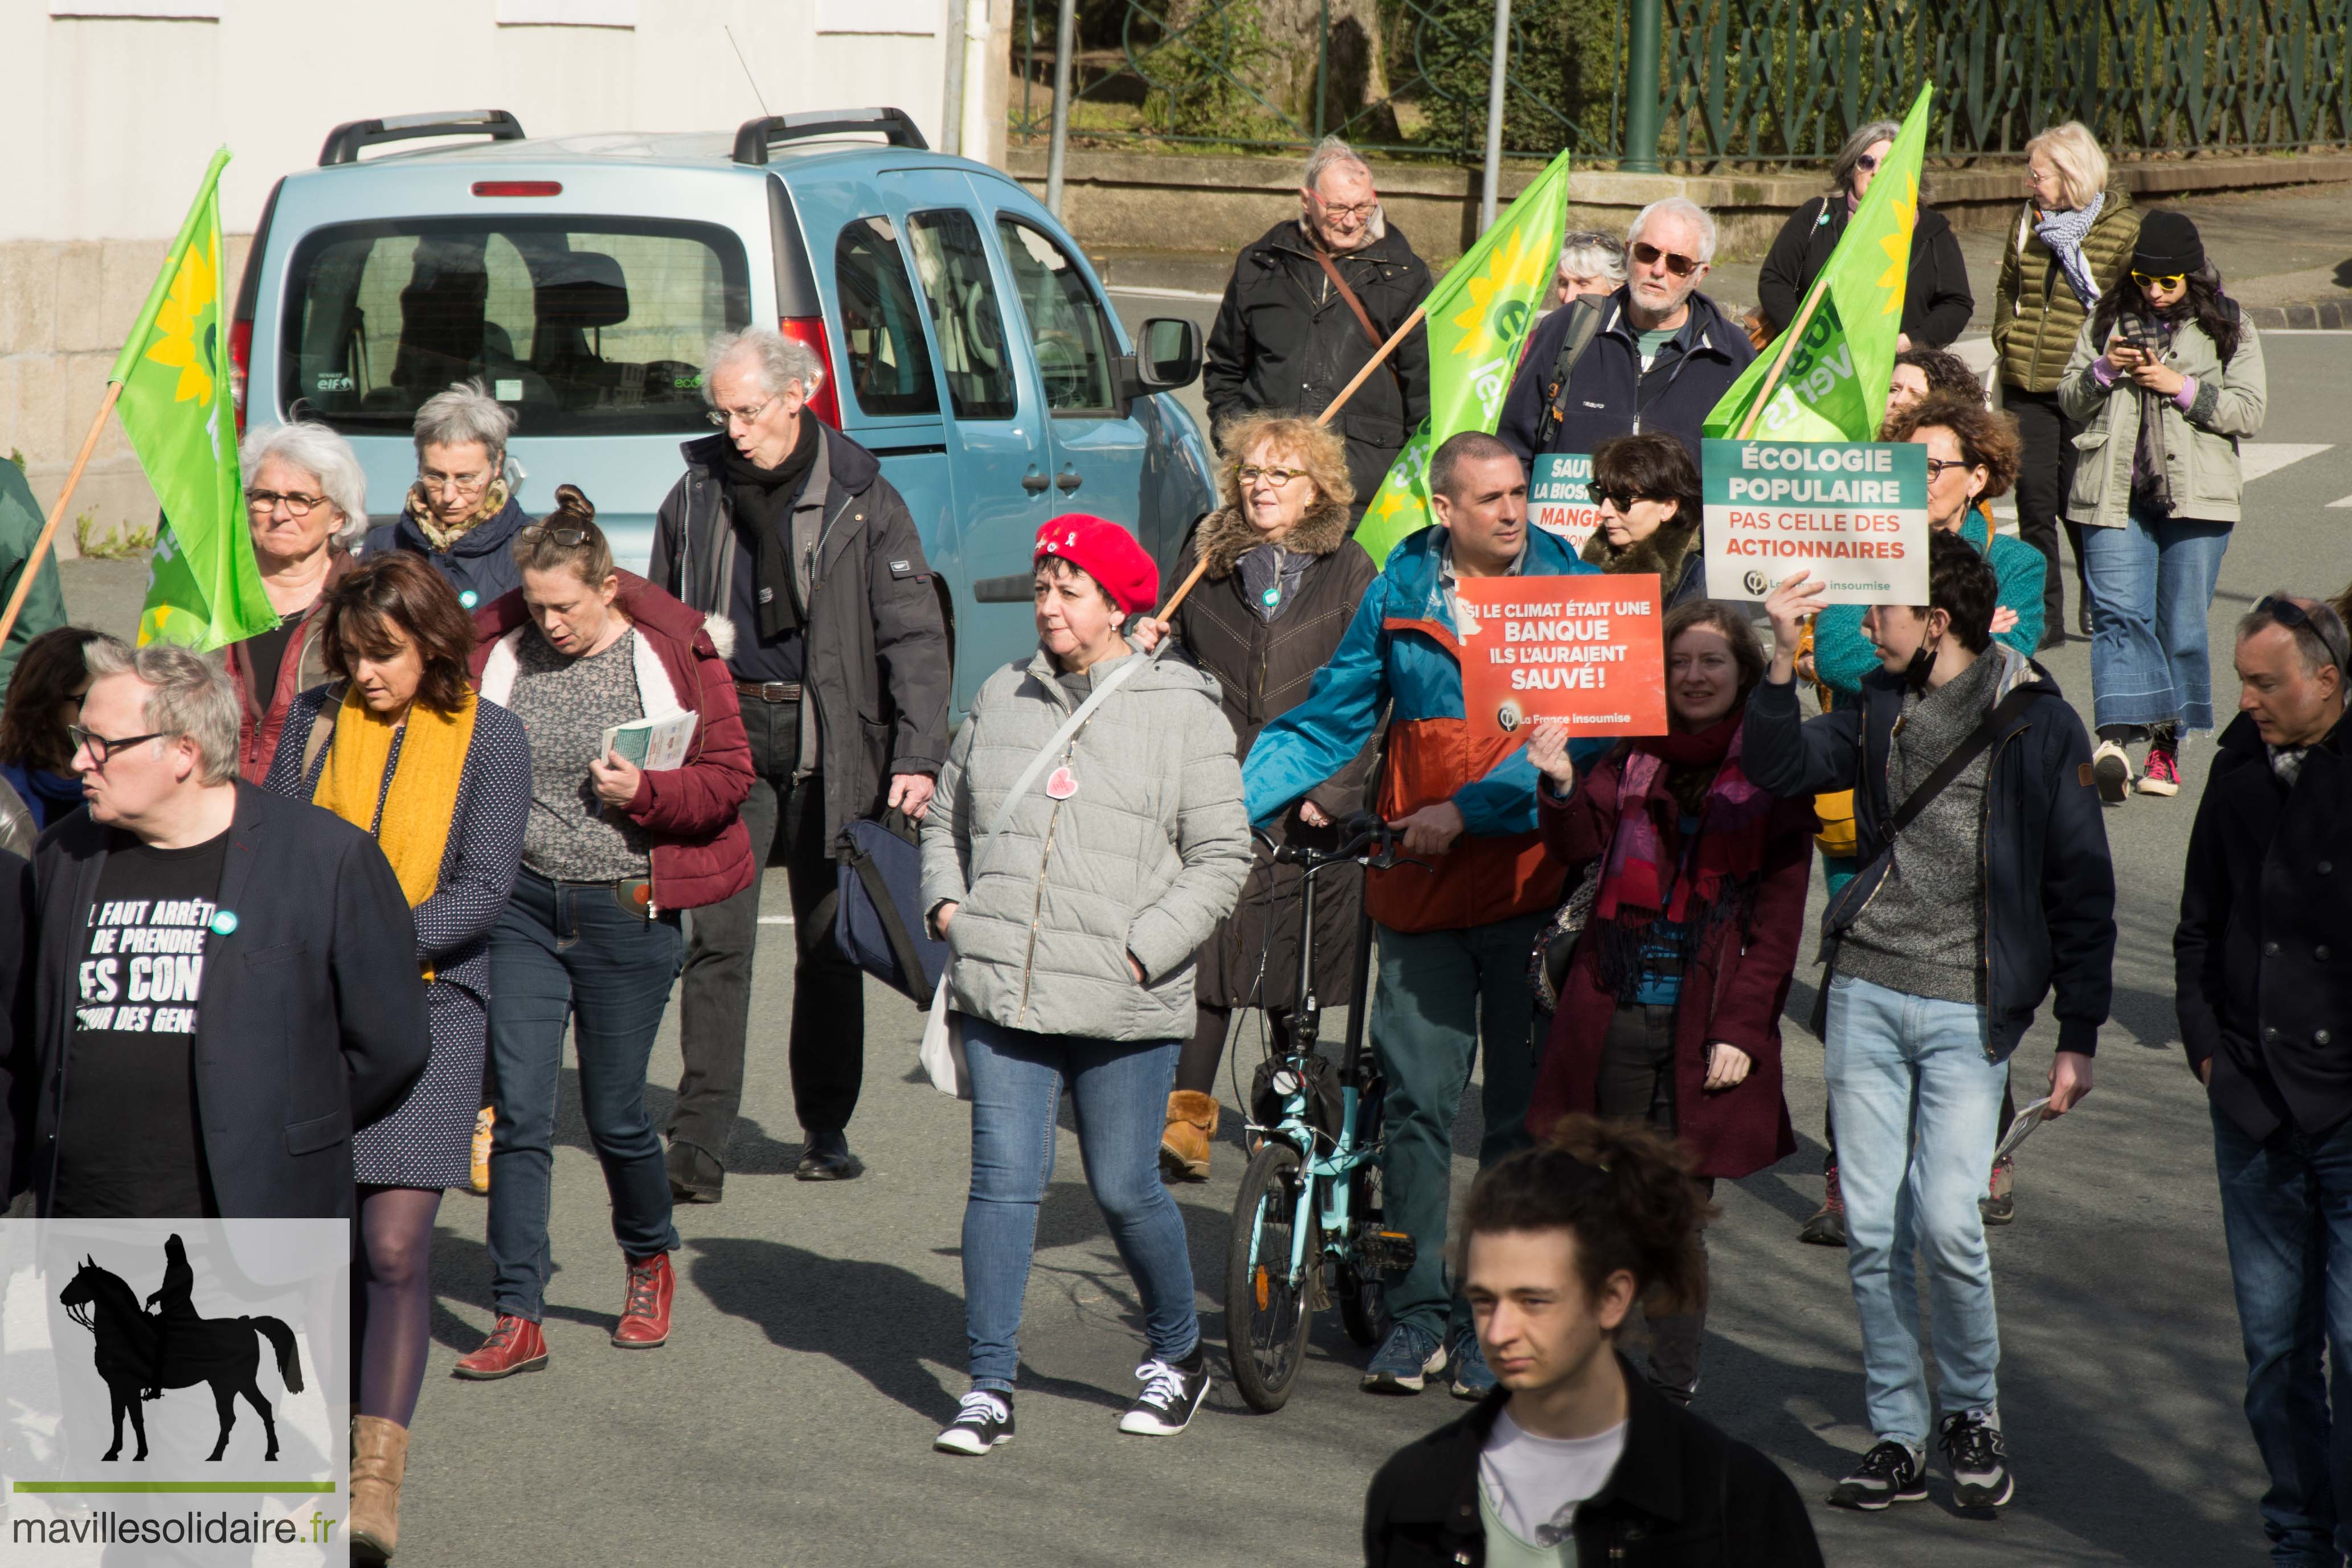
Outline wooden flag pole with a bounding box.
[1316,304,1427,431]
[1732,280,1828,441]
[0,381,123,653]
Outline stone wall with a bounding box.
[0,234,252,559]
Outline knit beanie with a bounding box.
[2132,210,2206,277]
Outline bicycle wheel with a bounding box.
[1225,1140,1317,1412]
[1338,1164,1393,1348]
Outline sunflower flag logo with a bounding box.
[142,242,218,408]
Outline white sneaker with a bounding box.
[2091,740,2133,806]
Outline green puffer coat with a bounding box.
[921,646,1251,1043]
[2056,309,2267,531]
[1991,183,2142,394]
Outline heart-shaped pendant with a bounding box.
[1046,765,1078,800]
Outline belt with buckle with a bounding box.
[733,680,803,703]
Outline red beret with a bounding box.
[1034,514,1159,616]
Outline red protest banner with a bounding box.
[1455,574,1666,742]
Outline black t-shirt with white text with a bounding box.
[51,829,229,1218]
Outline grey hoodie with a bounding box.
[921,646,1251,1043]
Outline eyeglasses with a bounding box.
[67,724,167,767]
[2254,593,2351,673]
[1311,197,1379,222]
[1238,465,1308,486]
[521,524,592,547]
[1593,489,1658,511]
[416,469,494,497]
[1560,231,1627,257]
[246,490,329,516]
[2130,271,2187,292]
[1630,241,1700,277]
[1922,457,1979,480]
[706,398,776,429]
[1854,153,1881,174]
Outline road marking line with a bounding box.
[759,915,795,925]
[2241,443,2333,483]
[1107,284,1224,302]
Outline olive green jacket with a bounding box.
[2057,310,2267,530]
[1991,183,2142,394]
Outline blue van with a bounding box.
[231,107,1218,710]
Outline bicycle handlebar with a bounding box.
[1252,810,1426,873]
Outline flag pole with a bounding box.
[1316,305,1427,431]
[0,382,124,652]
[1732,280,1827,441]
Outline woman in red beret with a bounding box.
[919,515,1251,1456]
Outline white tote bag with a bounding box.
[917,653,1154,1099]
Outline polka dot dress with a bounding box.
[263,686,531,1189]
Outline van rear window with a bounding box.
[278,218,752,436]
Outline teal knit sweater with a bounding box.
[1811,505,2046,698]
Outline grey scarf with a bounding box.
[2033,192,2106,308]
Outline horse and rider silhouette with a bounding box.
[58,1234,305,1463]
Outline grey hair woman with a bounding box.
[227,420,365,782]
[362,379,534,612]
[1757,117,1973,353]
[1554,231,1628,308]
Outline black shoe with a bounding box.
[934,1390,1014,1454]
[796,1129,865,1182]
[1118,1353,1210,1436]
[1829,1439,1928,1511]
[665,1140,723,1204]
[1797,1165,1847,1247]
[1939,1410,2015,1509]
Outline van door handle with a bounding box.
[1021,466,1050,494]
[1054,466,1082,493]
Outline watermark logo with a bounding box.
[4,1219,347,1564]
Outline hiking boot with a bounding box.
[1449,1330,1498,1401]
[349,1415,408,1565]
[1798,1164,1848,1247]
[2137,743,2181,796]
[1981,1153,2016,1226]
[1159,1090,1220,1182]
[935,1390,1015,1455]
[1939,1409,2015,1509]
[1362,1321,1446,1395]
[2091,740,2133,806]
[451,1315,547,1380]
[1828,1439,1928,1511]
[612,1252,674,1348]
[1118,1353,1210,1435]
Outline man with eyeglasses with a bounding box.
[3,640,427,1219]
[1498,197,1755,470]
[2177,592,2352,1566]
[1205,136,1433,518]
[649,326,950,1193]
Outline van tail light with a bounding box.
[471,181,562,197]
[779,316,841,428]
[228,317,253,433]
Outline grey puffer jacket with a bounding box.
[921,646,1251,1043]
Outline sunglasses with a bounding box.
[2254,593,2350,674]
[1630,241,1701,277]
[1854,153,1881,173]
[2131,271,2188,291]
[1593,489,1658,511]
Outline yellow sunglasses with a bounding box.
[2130,270,2187,290]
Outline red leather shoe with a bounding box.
[612,1252,674,1348]
[452,1315,547,1379]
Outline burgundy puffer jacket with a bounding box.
[469,571,755,911]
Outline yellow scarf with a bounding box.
[312,686,477,981]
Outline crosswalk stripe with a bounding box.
[2240,443,2333,484]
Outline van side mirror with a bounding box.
[1129,317,1202,394]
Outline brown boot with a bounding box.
[350,1415,409,1564]
[1159,1091,1219,1182]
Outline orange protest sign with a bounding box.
[1455,574,1666,742]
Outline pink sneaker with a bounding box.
[2137,744,2181,797]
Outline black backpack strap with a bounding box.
[1885,685,2040,836]
[1536,296,1607,451]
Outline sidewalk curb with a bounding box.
[2241,298,2352,329]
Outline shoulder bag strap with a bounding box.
[1311,248,1408,403]
[1884,685,2040,837]
[300,681,349,780]
[1536,296,1607,451]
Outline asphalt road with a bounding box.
[47,334,2352,1568]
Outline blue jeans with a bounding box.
[486,870,685,1321]
[2212,1102,2352,1566]
[1824,973,2007,1447]
[960,1016,1196,1393]
[1371,914,1545,1341]
[2081,509,2233,732]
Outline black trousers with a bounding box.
[670,696,864,1186]
[2006,384,2090,636]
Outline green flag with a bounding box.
[1703,85,1934,443]
[1354,149,1573,565]
[115,149,274,652]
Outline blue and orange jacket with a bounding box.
[1242,523,1602,934]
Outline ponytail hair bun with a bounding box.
[512,482,615,586]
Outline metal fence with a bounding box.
[1011,0,2352,166]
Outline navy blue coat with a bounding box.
[362,494,529,610]
[6,783,429,1218]
[2177,712,2352,1141]
[1740,656,2116,1061]
[1497,286,1754,467]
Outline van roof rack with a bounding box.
[732,107,927,165]
[318,109,527,167]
